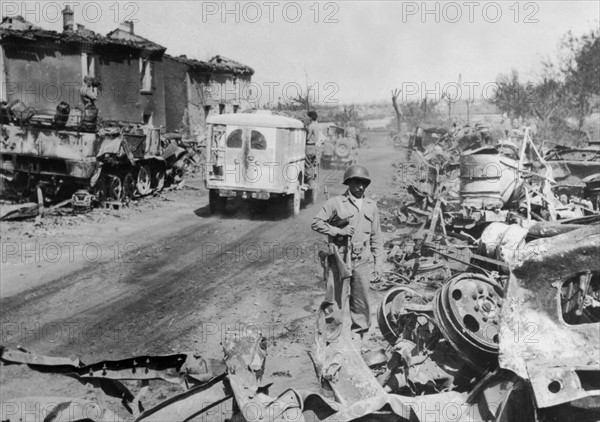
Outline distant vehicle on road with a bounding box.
[320,124,359,169]
[205,112,319,218]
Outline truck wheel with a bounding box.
[107,175,122,200]
[122,172,136,200]
[136,165,152,196]
[152,168,165,192]
[91,176,108,203]
[305,184,319,205]
[209,189,226,214]
[286,185,301,218]
[334,140,352,158]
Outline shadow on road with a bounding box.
[193,199,293,222]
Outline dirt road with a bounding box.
[0,133,399,409]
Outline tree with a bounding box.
[541,29,600,139]
[391,88,403,133]
[562,29,600,133]
[489,69,535,119]
[529,77,568,141]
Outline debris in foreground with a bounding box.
[2,225,599,421]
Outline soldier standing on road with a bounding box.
[305,110,320,186]
[311,164,383,339]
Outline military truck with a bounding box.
[205,112,319,217]
[320,124,359,170]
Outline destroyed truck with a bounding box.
[205,112,319,217]
[0,103,186,207]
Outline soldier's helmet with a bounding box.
[343,164,371,186]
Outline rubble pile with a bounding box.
[378,125,600,288]
[2,220,598,421]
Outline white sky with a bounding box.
[3,1,599,105]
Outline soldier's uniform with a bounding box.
[305,119,319,185]
[312,181,383,335]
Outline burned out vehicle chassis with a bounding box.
[1,120,186,208]
[2,225,598,421]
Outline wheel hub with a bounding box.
[433,273,504,373]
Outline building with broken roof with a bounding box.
[0,10,167,126]
[0,9,254,133]
[163,54,254,136]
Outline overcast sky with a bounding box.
[4,1,599,105]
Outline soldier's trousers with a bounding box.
[326,257,372,335]
[305,144,318,184]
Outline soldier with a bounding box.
[311,164,383,339]
[305,110,320,186]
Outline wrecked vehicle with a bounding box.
[205,112,319,217]
[544,144,600,210]
[320,124,359,170]
[0,103,183,206]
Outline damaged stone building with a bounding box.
[163,54,254,137]
[0,9,253,135]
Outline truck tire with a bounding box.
[152,168,165,192]
[122,172,136,200]
[305,186,318,205]
[285,186,301,218]
[334,139,352,158]
[136,165,152,196]
[209,189,226,214]
[107,175,122,200]
[91,176,108,203]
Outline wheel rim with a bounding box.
[433,273,503,373]
[136,165,152,195]
[153,169,165,191]
[107,175,122,200]
[377,286,429,345]
[122,172,136,200]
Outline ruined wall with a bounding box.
[210,73,237,109]
[2,44,166,127]
[238,75,252,111]
[150,59,166,128]
[163,56,188,133]
[188,72,210,134]
[94,53,165,126]
[2,44,81,111]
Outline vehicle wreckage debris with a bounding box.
[2,219,598,421]
[2,114,599,421]
[1,112,201,219]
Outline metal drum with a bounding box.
[460,148,519,209]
